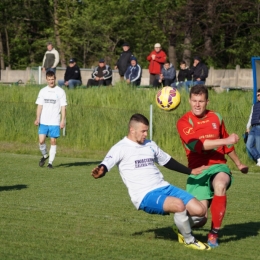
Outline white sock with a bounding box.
[49,145,56,164]
[39,143,48,157]
[174,210,194,244]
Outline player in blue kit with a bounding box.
[92,113,211,250]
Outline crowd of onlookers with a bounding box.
[42,41,209,91]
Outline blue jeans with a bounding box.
[246,125,260,161]
[58,79,81,89]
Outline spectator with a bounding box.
[124,56,142,86]
[153,60,176,87]
[58,58,81,89]
[42,42,60,74]
[147,43,167,85]
[115,42,134,80]
[190,56,208,85]
[86,59,112,87]
[246,88,260,165]
[171,61,192,92]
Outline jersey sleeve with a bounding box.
[151,141,171,165]
[219,119,234,154]
[100,144,123,171]
[35,89,44,105]
[177,117,205,154]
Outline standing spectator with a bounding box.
[171,61,192,92]
[177,85,248,247]
[86,59,112,87]
[115,43,134,80]
[147,43,167,85]
[246,88,260,165]
[58,58,81,89]
[190,56,208,85]
[34,71,67,169]
[153,60,176,87]
[92,113,210,250]
[42,42,60,74]
[124,57,142,86]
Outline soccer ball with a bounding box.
[155,87,181,111]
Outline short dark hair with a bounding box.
[180,60,186,65]
[129,113,149,127]
[46,71,56,78]
[190,85,208,99]
[257,89,260,93]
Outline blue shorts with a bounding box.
[139,185,194,215]
[38,124,60,138]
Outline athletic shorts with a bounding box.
[186,164,232,201]
[139,185,194,215]
[38,124,60,138]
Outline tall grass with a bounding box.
[0,83,254,169]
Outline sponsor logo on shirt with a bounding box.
[183,127,195,135]
[44,99,56,104]
[135,158,154,168]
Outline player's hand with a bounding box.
[60,122,65,129]
[237,163,248,174]
[34,119,39,126]
[191,165,209,175]
[226,133,239,145]
[92,165,106,179]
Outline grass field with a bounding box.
[1,153,259,260]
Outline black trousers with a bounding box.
[86,78,112,87]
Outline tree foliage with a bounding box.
[0,0,259,69]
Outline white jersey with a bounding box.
[101,137,171,209]
[35,85,67,126]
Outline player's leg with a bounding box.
[38,124,49,167]
[208,172,231,247]
[47,126,60,169]
[188,199,209,228]
[139,186,209,250]
[162,186,210,250]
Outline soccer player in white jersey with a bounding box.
[92,113,211,250]
[34,71,67,169]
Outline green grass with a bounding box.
[0,153,259,260]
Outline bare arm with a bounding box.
[228,150,248,174]
[202,133,239,150]
[34,105,43,125]
[60,106,66,129]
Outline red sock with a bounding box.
[210,195,227,232]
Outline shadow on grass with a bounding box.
[132,221,260,242]
[56,161,101,167]
[0,184,28,192]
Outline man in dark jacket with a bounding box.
[124,57,142,86]
[87,59,113,87]
[58,58,82,89]
[115,43,134,80]
[190,56,208,85]
[171,61,192,92]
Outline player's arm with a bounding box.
[60,106,66,129]
[163,157,208,175]
[34,105,43,125]
[227,150,248,174]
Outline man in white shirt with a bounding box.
[34,71,67,169]
[92,113,211,250]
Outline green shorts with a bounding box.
[186,164,233,201]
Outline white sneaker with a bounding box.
[256,159,260,166]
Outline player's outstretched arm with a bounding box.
[203,133,239,150]
[227,150,249,174]
[91,165,107,179]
